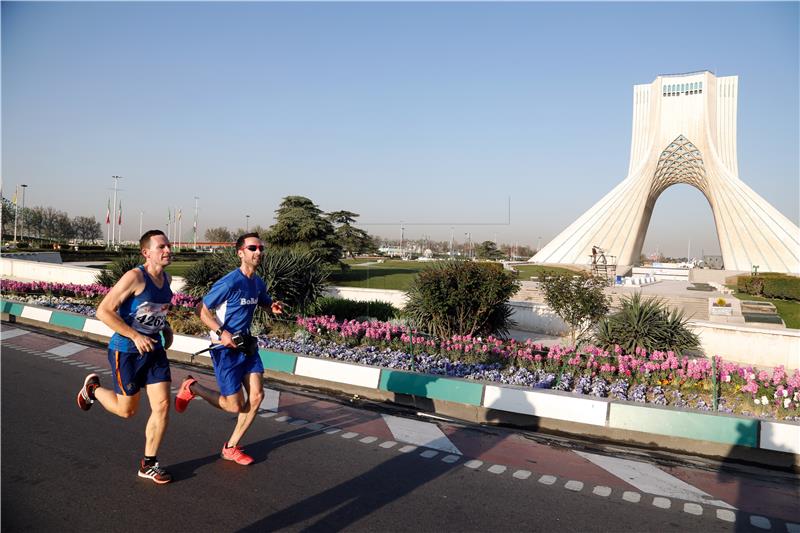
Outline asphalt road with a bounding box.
[2,327,795,532]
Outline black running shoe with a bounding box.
[138,460,172,484]
[76,373,100,411]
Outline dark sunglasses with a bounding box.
[244,245,264,252]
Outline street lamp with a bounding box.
[20,184,28,241]
[245,214,250,232]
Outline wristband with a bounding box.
[215,327,224,337]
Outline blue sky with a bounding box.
[3,2,798,256]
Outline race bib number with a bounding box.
[132,301,170,334]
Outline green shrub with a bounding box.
[594,292,700,354]
[738,274,800,301]
[95,254,143,287]
[310,296,399,321]
[403,260,520,338]
[539,272,610,346]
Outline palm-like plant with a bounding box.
[594,292,700,354]
[95,254,143,288]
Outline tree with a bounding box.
[1,196,15,237]
[204,226,233,243]
[72,216,102,241]
[265,196,342,264]
[404,261,520,339]
[539,272,610,346]
[327,210,375,258]
[475,240,504,260]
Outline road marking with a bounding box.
[716,509,736,522]
[380,441,397,449]
[488,465,507,475]
[565,480,583,492]
[341,432,359,439]
[381,414,461,455]
[306,423,325,431]
[684,503,703,516]
[275,415,291,422]
[464,460,483,469]
[652,497,671,509]
[323,427,341,435]
[398,445,418,453]
[750,516,770,530]
[289,419,308,426]
[622,491,641,503]
[46,342,87,357]
[513,470,531,480]
[260,388,280,412]
[786,522,800,533]
[575,451,735,509]
[259,412,278,418]
[441,454,460,464]
[420,450,438,459]
[1,328,29,340]
[593,486,612,497]
[359,436,378,444]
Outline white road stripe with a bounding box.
[576,451,735,509]
[46,343,88,357]
[260,388,280,412]
[381,414,461,455]
[1,328,29,340]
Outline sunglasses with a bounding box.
[244,245,264,252]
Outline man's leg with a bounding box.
[226,372,264,448]
[94,386,141,418]
[144,381,170,457]
[185,380,245,413]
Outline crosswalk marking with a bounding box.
[575,451,735,509]
[259,388,281,412]
[381,414,461,455]
[1,328,29,341]
[46,343,88,357]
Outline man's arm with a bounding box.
[196,302,237,348]
[96,269,154,354]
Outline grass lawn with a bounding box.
[164,260,197,277]
[728,288,800,330]
[513,264,585,279]
[328,260,428,290]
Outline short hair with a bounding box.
[236,232,261,250]
[140,230,167,251]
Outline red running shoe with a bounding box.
[76,373,100,411]
[221,444,254,465]
[138,460,172,484]
[174,375,197,413]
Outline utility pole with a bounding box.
[110,176,122,247]
[193,196,199,250]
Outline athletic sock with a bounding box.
[143,456,158,467]
[87,382,99,400]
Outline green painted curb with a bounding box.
[609,403,759,447]
[1,300,25,316]
[260,350,297,374]
[379,370,484,406]
[49,311,87,331]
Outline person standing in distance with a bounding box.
[76,229,175,484]
[175,233,283,466]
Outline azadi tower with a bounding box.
[530,71,800,275]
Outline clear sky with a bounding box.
[2,1,798,256]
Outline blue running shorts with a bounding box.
[108,347,171,396]
[210,346,264,397]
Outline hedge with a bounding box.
[738,274,800,301]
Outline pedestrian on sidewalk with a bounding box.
[175,232,283,466]
[75,230,175,484]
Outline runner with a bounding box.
[76,229,175,484]
[175,232,283,466]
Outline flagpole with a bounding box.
[110,176,122,248]
[118,201,123,244]
[178,210,182,252]
[13,185,19,243]
[139,211,143,238]
[193,196,199,250]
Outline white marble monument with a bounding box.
[530,72,800,274]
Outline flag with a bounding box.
[167,208,171,224]
[12,186,18,206]
[105,198,110,224]
[177,209,182,221]
[118,201,122,225]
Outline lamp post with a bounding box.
[193,196,199,249]
[12,185,19,243]
[20,184,28,241]
[245,214,250,232]
[139,211,143,238]
[110,176,122,247]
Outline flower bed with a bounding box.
[3,281,798,421]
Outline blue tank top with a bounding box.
[109,265,173,353]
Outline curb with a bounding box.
[2,299,798,468]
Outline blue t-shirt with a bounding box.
[109,265,173,353]
[203,268,271,340]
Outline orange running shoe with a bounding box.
[76,373,100,411]
[174,375,197,413]
[221,444,254,465]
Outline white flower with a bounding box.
[749,373,756,381]
[783,398,791,409]
[723,375,731,382]
[753,398,761,405]
[761,395,769,405]
[782,389,789,397]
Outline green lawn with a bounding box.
[164,261,197,277]
[728,289,800,330]
[513,264,585,279]
[328,260,428,290]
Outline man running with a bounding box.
[76,229,175,484]
[175,232,282,465]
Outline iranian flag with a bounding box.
[105,198,111,224]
